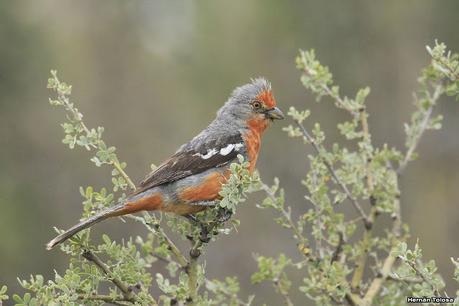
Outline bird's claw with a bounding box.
[185,208,232,243]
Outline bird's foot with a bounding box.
[185,214,211,243]
[185,214,199,224]
[217,207,233,223]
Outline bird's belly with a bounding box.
[156,167,230,214]
[161,203,207,215]
[178,171,226,202]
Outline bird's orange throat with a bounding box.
[247,116,270,135]
[244,117,269,172]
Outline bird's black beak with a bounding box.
[266,107,285,120]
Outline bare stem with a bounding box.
[77,293,134,305]
[188,239,205,304]
[331,231,345,263]
[350,107,377,289]
[360,253,398,306]
[188,248,200,305]
[111,160,136,190]
[187,217,225,304]
[345,293,362,306]
[350,203,377,290]
[360,176,402,305]
[386,274,423,284]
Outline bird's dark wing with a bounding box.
[133,133,245,194]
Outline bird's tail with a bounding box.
[46,202,126,250]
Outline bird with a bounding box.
[46,78,284,250]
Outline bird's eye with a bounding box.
[252,101,262,110]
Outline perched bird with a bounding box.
[46,78,284,250]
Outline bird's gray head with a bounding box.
[215,78,284,133]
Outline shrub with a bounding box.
[1,41,458,306]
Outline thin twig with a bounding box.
[403,259,442,297]
[361,176,402,305]
[398,84,442,175]
[331,231,345,263]
[81,250,136,302]
[187,219,221,305]
[260,183,320,263]
[360,253,398,306]
[260,183,307,244]
[350,201,378,290]
[295,120,370,226]
[386,274,423,284]
[350,108,378,290]
[273,277,294,306]
[397,106,433,175]
[52,75,136,192]
[345,293,361,306]
[188,243,201,305]
[129,214,189,268]
[111,160,136,191]
[77,293,132,305]
[321,83,358,115]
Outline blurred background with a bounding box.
[1,1,458,304]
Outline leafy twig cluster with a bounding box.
[252,41,458,306]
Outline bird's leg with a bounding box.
[184,217,211,244]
